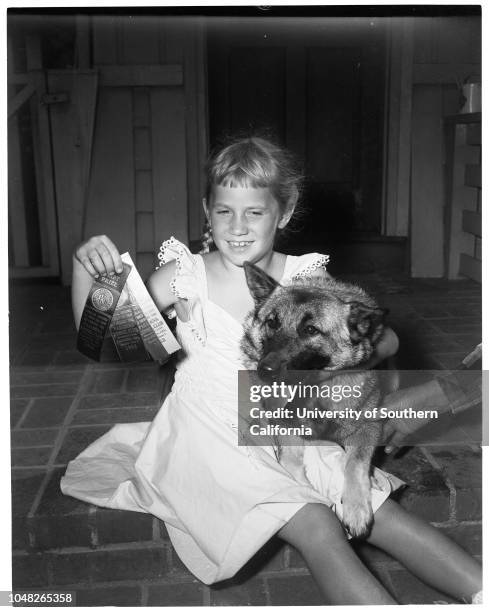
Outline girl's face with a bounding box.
[206,184,291,267]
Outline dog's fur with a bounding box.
[241,262,389,537]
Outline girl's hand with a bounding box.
[74,235,123,278]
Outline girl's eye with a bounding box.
[304,325,320,336]
[265,315,280,330]
[248,210,264,216]
[216,209,230,215]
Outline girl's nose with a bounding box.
[229,213,248,235]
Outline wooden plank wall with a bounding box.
[409,16,480,277]
[9,34,61,277]
[459,121,481,282]
[411,85,460,277]
[48,71,98,285]
[382,18,413,238]
[81,16,207,282]
[84,88,136,255]
[445,121,480,280]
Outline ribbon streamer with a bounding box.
[77,253,181,363]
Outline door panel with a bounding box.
[84,88,137,256]
[48,70,98,284]
[151,87,188,247]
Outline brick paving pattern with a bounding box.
[9,274,481,605]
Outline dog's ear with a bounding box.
[347,302,388,343]
[244,262,279,305]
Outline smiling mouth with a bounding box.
[227,241,253,247]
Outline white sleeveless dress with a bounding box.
[61,238,402,584]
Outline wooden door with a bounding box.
[45,15,208,284]
[208,17,387,250]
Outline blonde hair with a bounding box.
[200,136,303,253]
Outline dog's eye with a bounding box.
[304,325,320,336]
[265,316,280,330]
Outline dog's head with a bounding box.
[242,262,387,379]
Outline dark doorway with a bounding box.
[207,17,387,253]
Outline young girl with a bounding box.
[62,137,482,605]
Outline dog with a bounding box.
[241,262,390,538]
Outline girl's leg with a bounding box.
[367,498,482,602]
[277,503,396,604]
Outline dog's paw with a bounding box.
[341,494,373,538]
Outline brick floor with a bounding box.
[9,275,482,605]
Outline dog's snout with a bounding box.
[257,353,286,381]
[257,363,276,380]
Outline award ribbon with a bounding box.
[108,285,150,362]
[77,263,131,361]
[121,252,181,358]
[77,252,181,363]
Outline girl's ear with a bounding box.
[278,208,294,229]
[278,186,298,229]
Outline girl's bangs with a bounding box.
[217,173,269,190]
[213,159,274,190]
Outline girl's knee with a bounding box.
[278,503,346,551]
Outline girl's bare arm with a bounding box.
[146,261,179,313]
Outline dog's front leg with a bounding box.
[341,441,377,538]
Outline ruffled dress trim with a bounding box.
[291,254,330,280]
[157,237,206,345]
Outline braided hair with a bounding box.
[198,219,214,255]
